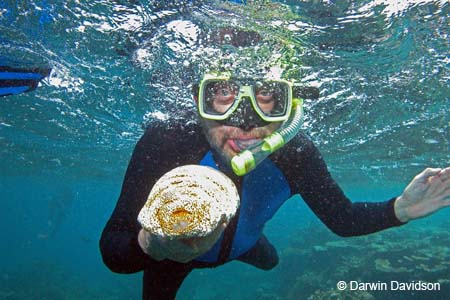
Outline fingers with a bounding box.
[430,171,450,202]
[140,232,171,260]
[138,229,150,253]
[152,235,168,246]
[428,167,450,186]
[417,168,442,183]
[179,238,199,252]
[221,222,228,230]
[437,167,450,182]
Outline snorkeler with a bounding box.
[99,26,450,300]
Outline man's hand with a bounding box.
[394,167,450,223]
[138,221,227,263]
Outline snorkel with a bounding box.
[231,96,304,176]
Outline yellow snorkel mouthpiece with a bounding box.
[231,98,304,176]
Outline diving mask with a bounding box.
[197,73,294,123]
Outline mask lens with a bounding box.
[203,80,239,116]
[254,81,289,118]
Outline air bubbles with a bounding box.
[120,132,134,138]
[424,139,439,144]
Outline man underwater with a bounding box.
[100,27,450,300]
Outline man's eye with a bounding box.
[219,88,232,96]
[258,89,273,97]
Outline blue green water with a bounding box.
[0,0,449,299]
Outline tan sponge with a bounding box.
[138,165,240,239]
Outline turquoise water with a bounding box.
[0,0,449,299]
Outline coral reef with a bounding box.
[277,223,450,300]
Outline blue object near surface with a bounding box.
[226,0,247,4]
[0,66,51,97]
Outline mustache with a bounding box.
[223,127,269,140]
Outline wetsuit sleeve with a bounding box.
[99,121,207,273]
[278,133,405,237]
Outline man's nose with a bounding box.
[229,98,267,131]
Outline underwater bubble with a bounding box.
[424,139,439,144]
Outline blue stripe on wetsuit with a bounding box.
[195,151,291,262]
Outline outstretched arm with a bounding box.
[394,167,450,222]
[277,133,405,237]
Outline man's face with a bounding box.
[201,118,281,166]
[197,76,286,166]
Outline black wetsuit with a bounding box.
[100,121,404,300]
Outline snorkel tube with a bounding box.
[231,97,304,176]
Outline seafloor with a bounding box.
[268,222,450,300]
